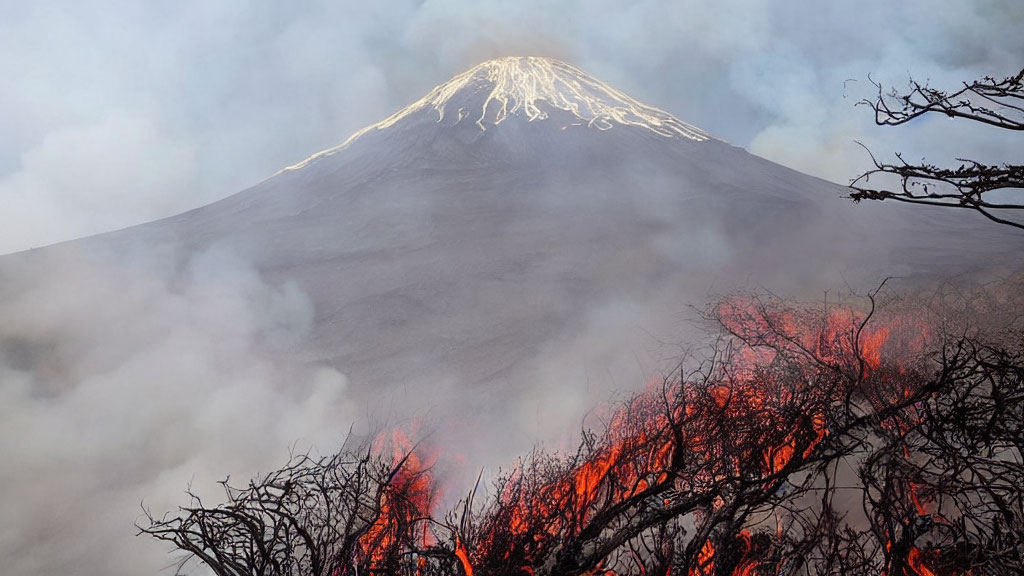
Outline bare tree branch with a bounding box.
[861,70,1024,131]
[850,69,1024,230]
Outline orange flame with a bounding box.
[357,428,437,570]
[455,536,473,576]
[457,297,939,575]
[907,547,938,576]
[690,539,715,576]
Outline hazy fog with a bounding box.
[1,3,1022,576]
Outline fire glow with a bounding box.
[364,300,947,574]
[143,288,1023,575]
[442,298,930,576]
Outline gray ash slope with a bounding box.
[8,56,1021,411]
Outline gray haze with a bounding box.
[2,0,1022,253]
[3,55,1022,575]
[1,5,1022,576]
[0,244,357,575]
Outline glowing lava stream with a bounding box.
[278,56,710,174]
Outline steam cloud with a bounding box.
[0,245,355,575]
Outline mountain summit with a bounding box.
[283,57,708,172]
[390,57,708,138]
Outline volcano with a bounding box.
[5,56,1023,432]
[5,56,1024,576]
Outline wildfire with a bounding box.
[447,296,953,576]
[400,294,984,576]
[144,286,1024,576]
[358,428,437,570]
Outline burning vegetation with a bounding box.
[141,282,1024,575]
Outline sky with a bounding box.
[1,0,1022,255]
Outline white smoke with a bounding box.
[0,245,356,575]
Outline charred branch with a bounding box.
[138,439,442,576]
[861,70,1024,131]
[850,69,1024,230]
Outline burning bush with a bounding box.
[140,434,437,576]
[141,283,1024,576]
